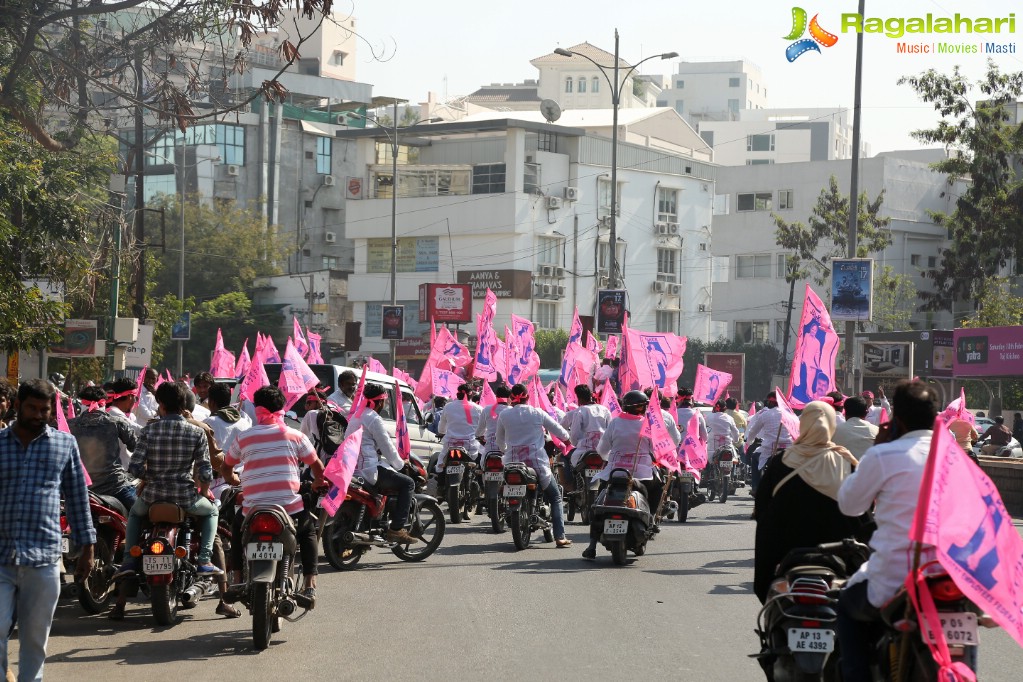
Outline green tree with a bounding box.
[534,328,569,369]
[960,277,1023,329]
[868,265,917,333]
[899,62,1023,310]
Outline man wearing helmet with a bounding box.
[582,390,661,560]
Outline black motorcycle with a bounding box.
[589,468,654,565]
[564,451,605,524]
[481,452,507,533]
[503,462,555,550]
[440,447,483,524]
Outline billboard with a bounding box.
[456,269,533,299]
[381,305,405,340]
[953,326,1023,377]
[859,341,914,395]
[930,329,954,378]
[418,283,472,324]
[596,290,627,334]
[704,352,745,404]
[830,258,873,322]
[49,319,98,357]
[171,312,191,341]
[124,324,155,368]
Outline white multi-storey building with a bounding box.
[657,60,768,124]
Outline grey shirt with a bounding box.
[69,410,138,495]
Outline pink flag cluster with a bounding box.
[210,329,236,378]
[619,315,686,396]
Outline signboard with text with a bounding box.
[418,283,472,324]
[596,290,627,334]
[953,326,1023,377]
[124,324,155,368]
[830,258,873,322]
[367,237,439,273]
[456,269,532,299]
[930,329,954,378]
[381,305,405,340]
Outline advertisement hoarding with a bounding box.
[704,352,745,404]
[930,329,954,378]
[830,258,873,322]
[417,283,472,324]
[595,290,627,334]
[859,341,914,395]
[953,326,1023,377]
[49,319,99,357]
[381,305,405,340]
[456,270,533,299]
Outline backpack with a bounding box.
[315,407,348,459]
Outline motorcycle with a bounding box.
[440,446,483,524]
[589,468,654,565]
[74,492,129,613]
[481,452,507,533]
[322,455,445,570]
[503,462,555,550]
[564,451,605,524]
[658,467,703,523]
[973,436,1023,459]
[703,446,737,503]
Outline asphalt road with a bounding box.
[17,495,1023,681]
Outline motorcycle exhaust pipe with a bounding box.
[666,501,679,514]
[180,582,209,607]
[276,598,297,617]
[345,531,389,547]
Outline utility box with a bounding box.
[112,346,127,371]
[113,317,139,343]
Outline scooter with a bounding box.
[481,451,507,533]
[589,468,654,565]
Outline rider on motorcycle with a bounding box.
[345,384,420,545]
[705,399,740,459]
[675,388,708,443]
[645,388,682,446]
[582,390,660,560]
[495,383,573,548]
[476,385,510,451]
[68,385,139,510]
[568,385,612,468]
[436,384,483,474]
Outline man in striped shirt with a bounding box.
[223,386,325,603]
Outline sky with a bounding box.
[339,0,1023,156]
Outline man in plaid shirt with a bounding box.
[118,381,221,581]
[0,379,95,681]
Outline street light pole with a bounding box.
[390,99,399,375]
[178,142,185,378]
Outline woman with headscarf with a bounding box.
[753,401,865,603]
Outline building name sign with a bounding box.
[456,269,532,299]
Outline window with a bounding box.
[928,256,937,268]
[331,50,347,66]
[372,167,472,198]
[592,77,599,93]
[748,100,752,109]
[656,311,679,333]
[776,320,789,344]
[778,189,794,210]
[656,100,669,107]
[910,254,921,267]
[676,80,685,89]
[746,159,774,165]
[535,302,557,330]
[657,248,679,283]
[735,320,770,344]
[597,178,622,218]
[577,76,586,93]
[777,253,793,278]
[737,192,773,212]
[747,134,775,152]
[148,133,177,166]
[536,236,563,265]
[565,77,573,93]
[598,240,625,271]
[315,136,332,174]
[736,254,772,279]
[322,256,338,269]
[728,99,740,116]
[472,163,506,194]
[657,187,678,223]
[674,100,684,115]
[729,77,741,87]
[523,162,540,194]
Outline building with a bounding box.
[334,108,723,370]
[251,270,352,358]
[657,60,768,125]
[710,154,960,361]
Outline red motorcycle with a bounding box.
[61,492,129,613]
[321,455,445,570]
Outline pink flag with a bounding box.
[394,381,411,461]
[306,328,324,364]
[604,335,619,360]
[263,336,281,364]
[938,388,973,427]
[586,331,602,355]
[278,339,320,411]
[774,387,801,441]
[292,318,309,358]
[568,307,584,346]
[435,325,471,370]
[367,357,387,374]
[234,342,250,380]
[507,314,540,385]
[679,412,708,473]
[787,285,841,409]
[879,407,889,425]
[238,354,270,403]
[164,369,174,384]
[554,384,567,412]
[749,401,757,416]
[560,342,596,391]
[693,364,733,404]
[528,375,557,419]
[393,367,418,392]
[599,380,621,416]
[480,380,497,408]
[349,367,368,419]
[909,422,1023,653]
[134,365,147,402]
[642,386,681,472]
[473,319,503,382]
[621,320,687,396]
[210,328,237,378]
[56,399,92,486]
[431,366,460,400]
[321,427,363,516]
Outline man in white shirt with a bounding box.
[832,396,879,461]
[744,391,794,494]
[476,385,510,452]
[705,400,740,455]
[204,382,252,501]
[326,370,358,414]
[675,388,708,443]
[344,384,419,545]
[861,388,892,426]
[835,380,937,682]
[436,385,483,473]
[133,368,159,424]
[569,385,612,466]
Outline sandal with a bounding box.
[108,604,125,621]
[216,602,242,618]
[555,538,573,548]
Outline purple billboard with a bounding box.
[952,326,1023,377]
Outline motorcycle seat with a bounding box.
[775,547,848,579]
[148,502,187,524]
[91,493,127,517]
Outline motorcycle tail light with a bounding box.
[485,457,504,472]
[583,454,604,468]
[718,451,734,463]
[893,619,917,633]
[801,620,821,627]
[250,513,284,535]
[526,483,537,491]
[174,547,187,558]
[448,450,463,461]
[129,545,142,558]
[506,471,523,485]
[610,514,624,520]
[930,577,965,602]
[149,541,165,555]
[793,594,827,605]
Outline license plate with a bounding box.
[719,462,734,470]
[483,471,504,482]
[142,555,175,575]
[603,519,628,535]
[679,472,695,480]
[447,465,464,476]
[246,542,284,561]
[503,485,526,498]
[923,612,979,647]
[585,468,601,478]
[788,628,835,653]
[61,536,69,554]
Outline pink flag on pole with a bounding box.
[473,319,503,381]
[604,335,619,360]
[263,336,281,364]
[938,388,974,428]
[554,384,567,413]
[480,380,497,408]
[293,318,309,358]
[568,307,583,346]
[210,328,237,378]
[392,367,418,392]
[774,387,801,441]
[234,342,250,380]
[528,375,557,419]
[507,314,540,385]
[693,364,733,404]
[393,381,411,461]
[56,399,92,485]
[586,331,602,356]
[787,284,841,409]
[599,380,621,416]
[306,328,324,364]
[431,367,460,400]
[278,340,320,411]
[679,412,708,473]
[749,401,757,417]
[909,422,1023,653]
[238,354,270,403]
[560,342,596,391]
[621,322,687,396]
[642,387,681,472]
[349,367,368,419]
[367,357,387,374]
[321,427,363,516]
[435,325,472,370]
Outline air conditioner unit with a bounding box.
[324,231,337,244]
[541,284,554,297]
[525,155,535,163]
[652,281,668,293]
[552,266,566,279]
[699,242,708,251]
[546,196,562,210]
[698,303,709,313]
[555,285,566,298]
[669,283,683,295]
[533,282,545,297]
[335,114,348,125]
[667,223,680,235]
[597,275,610,287]
[564,186,580,201]
[227,164,240,176]
[323,175,336,186]
[655,223,669,235]
[539,264,555,277]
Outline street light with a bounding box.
[555,32,677,288]
[345,104,441,372]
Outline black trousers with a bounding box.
[230,509,319,576]
[375,466,414,530]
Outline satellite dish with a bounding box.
[540,99,562,123]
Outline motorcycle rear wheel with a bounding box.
[252,582,273,650]
[610,541,627,566]
[448,486,462,525]
[677,487,690,523]
[392,500,446,562]
[488,498,506,534]
[581,489,594,524]
[633,542,646,556]
[323,518,363,571]
[721,477,729,503]
[566,494,577,522]
[150,580,179,626]
[78,535,114,614]
[510,509,531,550]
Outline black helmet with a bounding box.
[621,390,649,415]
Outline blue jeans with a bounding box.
[0,563,61,682]
[542,479,566,541]
[109,483,137,511]
[125,496,219,563]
